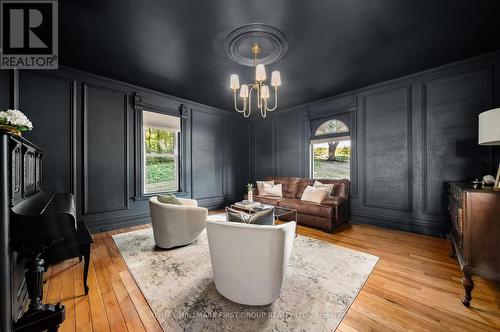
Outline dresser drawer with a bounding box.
[449,196,463,236]
[449,185,463,208]
[451,224,463,255]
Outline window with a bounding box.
[315,119,348,136]
[311,119,350,180]
[142,111,180,194]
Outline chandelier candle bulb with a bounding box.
[239,85,249,98]
[271,71,281,86]
[261,85,270,99]
[230,74,240,90]
[255,64,267,81]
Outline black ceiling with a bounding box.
[60,0,500,110]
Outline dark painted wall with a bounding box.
[252,51,500,236]
[4,67,250,232]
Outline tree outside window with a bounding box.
[143,111,180,193]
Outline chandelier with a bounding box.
[229,44,282,118]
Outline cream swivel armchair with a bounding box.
[149,197,207,249]
[206,220,296,305]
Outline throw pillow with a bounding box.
[256,180,274,196]
[157,194,182,205]
[261,183,283,197]
[225,207,275,225]
[313,180,335,196]
[301,185,329,204]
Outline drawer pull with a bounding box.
[458,208,463,235]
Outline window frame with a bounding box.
[309,117,351,180]
[142,124,180,194]
[134,105,188,200]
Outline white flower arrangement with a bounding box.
[0,109,33,131]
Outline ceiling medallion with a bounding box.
[225,23,288,67]
[226,24,287,118]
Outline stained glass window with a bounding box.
[315,119,348,136]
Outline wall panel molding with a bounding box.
[361,85,413,212]
[19,71,78,199]
[421,67,493,216]
[191,109,224,199]
[82,83,129,215]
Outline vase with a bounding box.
[0,125,21,136]
[248,191,253,202]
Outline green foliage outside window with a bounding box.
[145,128,176,154]
[312,141,351,180]
[144,127,178,192]
[313,146,350,161]
[146,157,176,183]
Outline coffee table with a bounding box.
[230,203,297,223]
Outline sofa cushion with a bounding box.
[296,179,350,199]
[300,186,329,204]
[316,179,350,198]
[266,176,300,198]
[256,180,274,196]
[253,196,283,206]
[296,179,315,198]
[225,207,274,225]
[278,198,333,219]
[261,183,283,197]
[157,194,182,205]
[313,180,335,196]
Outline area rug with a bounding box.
[112,214,379,332]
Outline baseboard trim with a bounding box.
[87,213,151,233]
[351,212,448,237]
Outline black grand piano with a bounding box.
[0,131,93,332]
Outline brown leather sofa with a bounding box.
[251,177,350,232]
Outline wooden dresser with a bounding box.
[448,182,500,307]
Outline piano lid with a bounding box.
[11,193,77,246]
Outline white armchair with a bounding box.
[149,197,207,249]
[206,220,296,305]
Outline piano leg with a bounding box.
[82,245,90,295]
[14,254,65,332]
[26,254,45,311]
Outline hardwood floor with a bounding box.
[43,214,500,331]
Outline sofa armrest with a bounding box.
[322,196,347,206]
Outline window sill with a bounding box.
[132,191,190,201]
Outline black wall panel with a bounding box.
[20,72,76,194]
[422,70,491,216]
[191,110,224,200]
[253,119,274,180]
[277,112,302,177]
[83,84,129,214]
[0,71,11,109]
[362,86,412,211]
[224,117,250,197]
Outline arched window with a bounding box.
[311,118,351,180]
[315,119,349,136]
